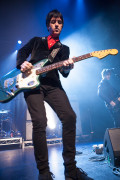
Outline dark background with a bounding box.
[0,0,120,141]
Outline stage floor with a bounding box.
[0,142,120,180]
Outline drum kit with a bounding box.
[0,109,12,138]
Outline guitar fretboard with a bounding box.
[36,53,92,75]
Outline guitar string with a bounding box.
[37,54,91,74]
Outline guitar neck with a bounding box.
[36,53,92,75]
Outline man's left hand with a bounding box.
[62,58,74,73]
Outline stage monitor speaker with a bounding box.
[104,128,120,167]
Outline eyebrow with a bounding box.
[50,19,62,23]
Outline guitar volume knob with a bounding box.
[15,84,19,88]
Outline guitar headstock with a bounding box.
[91,49,118,59]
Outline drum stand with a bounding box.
[0,110,10,138]
[0,120,7,138]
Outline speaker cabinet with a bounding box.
[26,120,32,140]
[26,99,82,140]
[104,128,120,167]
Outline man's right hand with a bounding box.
[20,61,33,73]
[110,101,116,107]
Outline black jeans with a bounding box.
[24,85,76,173]
[108,108,120,128]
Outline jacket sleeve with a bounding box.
[98,83,112,104]
[16,37,37,69]
[59,45,70,78]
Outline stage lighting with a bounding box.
[17,40,22,44]
[48,121,56,130]
[44,102,58,130]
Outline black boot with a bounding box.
[38,172,55,180]
[65,168,93,180]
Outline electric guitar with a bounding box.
[0,49,118,103]
[106,98,120,113]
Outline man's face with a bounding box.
[105,73,111,80]
[48,17,63,37]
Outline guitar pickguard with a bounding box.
[17,69,39,89]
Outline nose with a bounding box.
[55,21,59,26]
[55,22,58,27]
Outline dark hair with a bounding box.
[101,69,111,79]
[46,9,64,28]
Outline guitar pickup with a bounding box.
[28,81,35,86]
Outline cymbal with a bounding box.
[0,110,10,113]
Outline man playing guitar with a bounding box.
[17,9,93,180]
[98,69,120,127]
